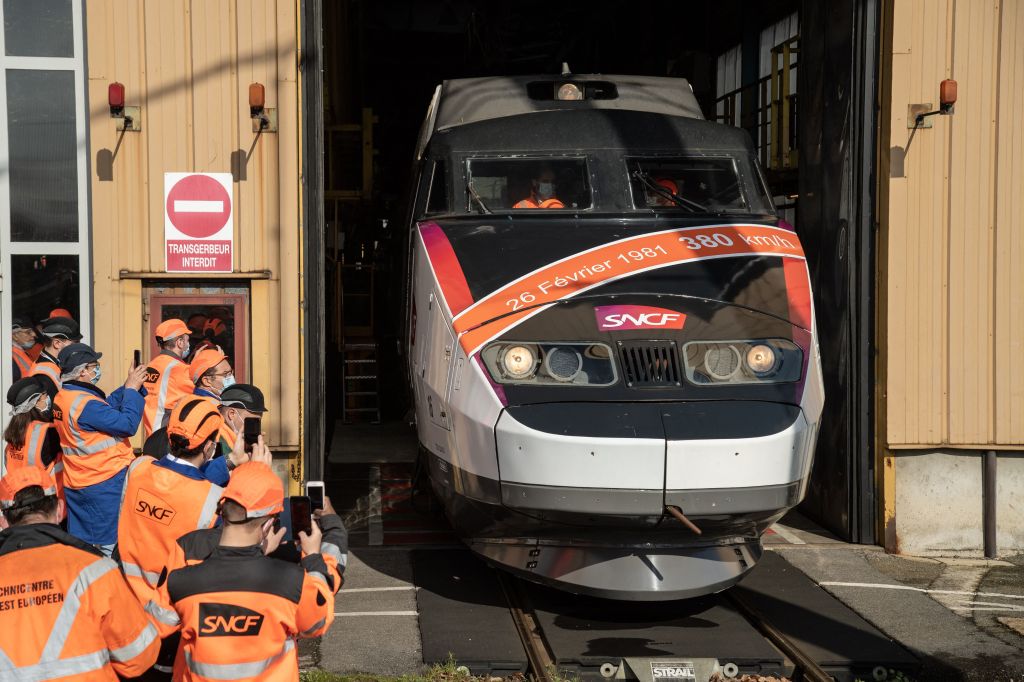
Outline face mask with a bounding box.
[90,366,102,385]
[220,374,236,391]
[537,182,555,200]
[16,339,35,350]
[182,342,191,358]
[37,398,53,421]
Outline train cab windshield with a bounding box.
[629,156,775,215]
[467,158,591,212]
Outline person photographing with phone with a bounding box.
[53,342,148,555]
[156,462,335,681]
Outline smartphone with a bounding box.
[133,349,141,368]
[305,481,325,511]
[243,417,261,454]
[289,496,312,541]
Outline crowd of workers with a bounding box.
[1,312,347,681]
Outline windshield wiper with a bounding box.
[466,181,492,214]
[632,168,711,213]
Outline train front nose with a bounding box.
[471,401,817,600]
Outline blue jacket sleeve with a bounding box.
[200,457,230,487]
[77,388,145,438]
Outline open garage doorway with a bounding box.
[308,0,880,544]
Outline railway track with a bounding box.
[501,573,834,682]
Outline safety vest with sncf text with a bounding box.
[53,388,136,489]
[116,456,223,616]
[0,523,159,680]
[4,420,65,501]
[142,352,194,438]
[164,547,335,681]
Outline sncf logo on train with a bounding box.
[595,305,686,331]
[198,603,265,637]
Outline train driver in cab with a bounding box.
[514,166,565,209]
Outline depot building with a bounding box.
[0,0,1020,556]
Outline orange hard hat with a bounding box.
[220,462,284,518]
[0,467,58,510]
[48,308,73,319]
[167,397,224,450]
[155,318,191,342]
[655,178,678,195]
[189,348,228,383]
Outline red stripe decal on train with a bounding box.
[446,224,806,354]
[419,223,475,315]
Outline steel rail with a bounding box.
[727,590,834,682]
[498,574,556,682]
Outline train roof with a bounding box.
[433,74,705,131]
[416,74,753,158]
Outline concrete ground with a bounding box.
[314,423,1024,680]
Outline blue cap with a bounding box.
[57,343,102,372]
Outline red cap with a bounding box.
[0,468,57,510]
[155,319,191,342]
[220,462,283,518]
[48,308,72,319]
[189,348,228,383]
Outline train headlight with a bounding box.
[682,339,802,385]
[482,342,617,386]
[544,346,582,382]
[501,345,537,379]
[557,83,583,100]
[746,344,777,375]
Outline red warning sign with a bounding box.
[164,172,233,272]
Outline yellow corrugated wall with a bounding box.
[84,0,302,462]
[882,0,1024,448]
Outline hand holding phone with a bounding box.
[133,349,141,368]
[305,481,325,511]
[243,417,262,454]
[289,495,313,541]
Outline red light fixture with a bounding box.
[248,82,265,118]
[108,82,125,117]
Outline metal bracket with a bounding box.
[116,106,142,131]
[252,108,277,133]
[908,103,933,128]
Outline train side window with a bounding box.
[426,159,448,214]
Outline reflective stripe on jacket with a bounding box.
[0,523,159,679]
[53,385,138,489]
[512,197,565,208]
[13,346,33,376]
[4,420,65,500]
[30,356,62,388]
[142,353,194,438]
[166,545,334,682]
[116,456,223,612]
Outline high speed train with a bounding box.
[404,74,823,600]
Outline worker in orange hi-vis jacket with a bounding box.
[29,315,83,391]
[513,166,565,209]
[154,461,335,682]
[4,376,64,502]
[0,467,159,680]
[114,397,231,680]
[141,319,195,438]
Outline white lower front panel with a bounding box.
[494,412,664,490]
[665,412,812,489]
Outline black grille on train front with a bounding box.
[616,340,681,387]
